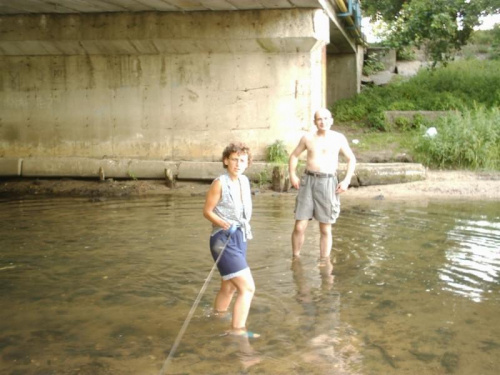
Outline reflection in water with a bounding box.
[440,219,500,302]
[290,257,362,375]
[0,196,499,375]
[333,200,500,375]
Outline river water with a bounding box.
[0,194,499,375]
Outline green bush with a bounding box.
[394,116,412,131]
[489,24,500,60]
[388,101,417,111]
[413,60,500,108]
[332,59,500,128]
[366,111,388,131]
[362,53,386,76]
[412,113,427,128]
[256,169,271,188]
[413,107,500,170]
[266,140,288,164]
[396,47,416,61]
[469,27,498,46]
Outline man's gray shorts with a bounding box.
[294,171,341,224]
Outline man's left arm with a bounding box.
[336,136,356,193]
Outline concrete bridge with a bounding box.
[0,0,365,179]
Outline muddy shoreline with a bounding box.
[1,170,499,201]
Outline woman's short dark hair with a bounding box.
[222,142,253,169]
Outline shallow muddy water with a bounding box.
[0,195,499,375]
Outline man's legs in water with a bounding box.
[292,219,309,258]
[319,222,332,258]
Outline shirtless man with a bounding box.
[289,108,356,259]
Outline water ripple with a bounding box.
[1,196,499,374]
[438,217,500,302]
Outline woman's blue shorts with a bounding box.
[210,228,248,280]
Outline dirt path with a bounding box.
[1,170,499,201]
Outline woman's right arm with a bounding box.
[203,179,231,230]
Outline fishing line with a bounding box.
[159,225,237,375]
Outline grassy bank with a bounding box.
[332,59,500,171]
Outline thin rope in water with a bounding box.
[159,230,233,375]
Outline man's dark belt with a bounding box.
[305,170,336,178]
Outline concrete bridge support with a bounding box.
[0,9,332,162]
[327,44,364,104]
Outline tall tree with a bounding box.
[362,0,500,64]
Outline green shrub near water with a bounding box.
[333,58,500,170]
[469,26,500,60]
[254,140,289,187]
[362,53,386,76]
[266,140,289,164]
[333,59,500,128]
[413,107,500,170]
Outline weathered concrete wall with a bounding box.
[326,44,363,105]
[0,9,330,161]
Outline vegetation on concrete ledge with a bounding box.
[362,52,386,76]
[413,107,500,170]
[265,140,289,164]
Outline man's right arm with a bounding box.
[289,136,306,189]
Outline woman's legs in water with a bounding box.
[214,279,236,314]
[229,270,256,332]
[214,269,259,337]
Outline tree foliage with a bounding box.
[363,0,407,20]
[363,0,500,64]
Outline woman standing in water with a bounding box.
[203,142,260,338]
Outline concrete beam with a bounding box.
[320,0,357,54]
[0,9,330,55]
[0,158,22,176]
[351,163,427,186]
[1,157,427,186]
[178,161,224,180]
[21,157,178,179]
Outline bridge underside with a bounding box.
[0,0,363,171]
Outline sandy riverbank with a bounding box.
[345,170,500,201]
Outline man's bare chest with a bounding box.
[309,137,338,156]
